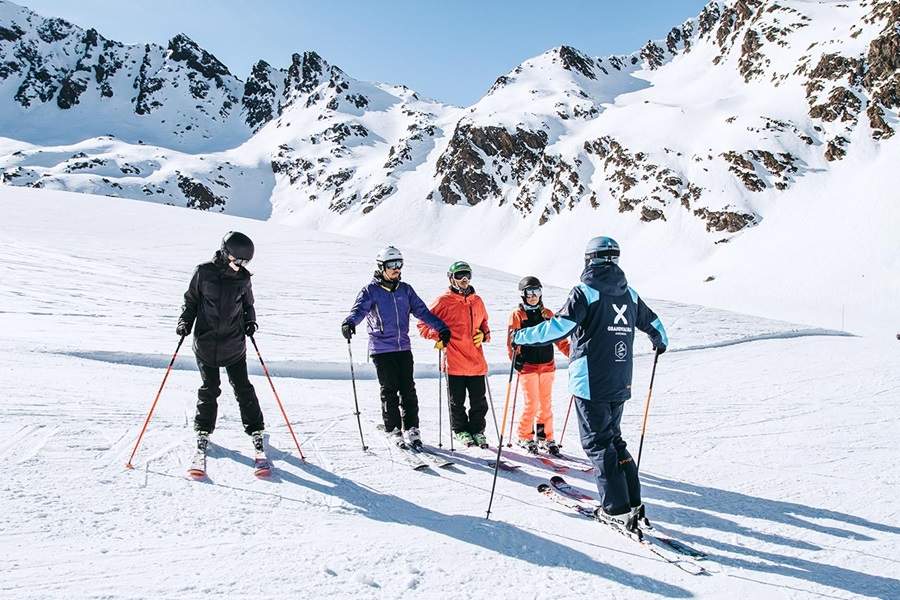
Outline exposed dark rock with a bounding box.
[824,136,849,161]
[641,206,666,222]
[177,173,227,211]
[693,208,758,232]
[0,23,25,42]
[556,46,597,79]
[641,41,666,70]
[242,60,278,131]
[434,123,548,206]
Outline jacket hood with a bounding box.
[580,263,628,296]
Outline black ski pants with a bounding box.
[447,375,488,435]
[371,350,419,432]
[575,397,641,515]
[195,357,265,435]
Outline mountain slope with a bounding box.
[1,0,898,333]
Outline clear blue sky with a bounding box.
[18,0,710,107]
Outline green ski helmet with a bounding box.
[447,260,472,279]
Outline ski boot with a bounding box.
[404,427,423,449]
[455,431,475,447]
[517,437,539,454]
[473,432,489,449]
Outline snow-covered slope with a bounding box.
[1,0,898,337]
[2,188,899,599]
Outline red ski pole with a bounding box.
[250,336,305,460]
[125,335,185,468]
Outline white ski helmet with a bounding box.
[584,236,620,265]
[376,246,403,271]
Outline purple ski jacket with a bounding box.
[343,276,447,356]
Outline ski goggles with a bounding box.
[383,259,403,270]
[451,270,472,281]
[522,287,542,299]
[230,257,251,266]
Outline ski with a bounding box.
[187,448,206,479]
[503,448,568,472]
[377,425,430,470]
[549,476,707,559]
[253,450,272,477]
[408,444,455,469]
[546,453,594,472]
[537,483,708,575]
[460,445,520,472]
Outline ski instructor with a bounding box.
[511,236,667,536]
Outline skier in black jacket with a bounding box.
[177,231,265,454]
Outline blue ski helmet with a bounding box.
[584,236,619,265]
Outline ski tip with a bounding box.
[537,483,551,492]
[254,469,272,477]
[550,475,566,484]
[187,469,206,479]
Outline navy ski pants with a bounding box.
[575,397,641,515]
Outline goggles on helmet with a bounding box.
[382,259,403,270]
[522,287,542,299]
[451,270,472,281]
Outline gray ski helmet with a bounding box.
[584,236,620,265]
[221,231,254,261]
[376,246,403,271]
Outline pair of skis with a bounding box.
[538,476,710,575]
[188,440,271,480]
[377,425,454,471]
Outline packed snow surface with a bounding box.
[1,188,898,599]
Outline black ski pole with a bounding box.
[484,375,500,440]
[486,356,517,519]
[444,350,454,452]
[636,349,661,472]
[126,335,185,468]
[558,394,574,449]
[346,338,368,452]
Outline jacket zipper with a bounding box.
[374,303,384,333]
[392,291,401,350]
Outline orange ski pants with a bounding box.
[516,371,555,440]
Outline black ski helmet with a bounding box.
[221,231,254,261]
[518,275,543,305]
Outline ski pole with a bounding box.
[505,372,520,447]
[251,336,305,460]
[635,349,661,472]
[486,356,517,519]
[558,395,574,448]
[444,350,454,452]
[125,335,185,468]
[484,375,500,439]
[437,349,443,448]
[346,338,368,452]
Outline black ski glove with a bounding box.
[342,322,355,340]
[654,344,667,355]
[514,354,525,372]
[438,329,451,345]
[245,321,258,337]
[176,321,191,337]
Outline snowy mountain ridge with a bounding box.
[1,0,898,333]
